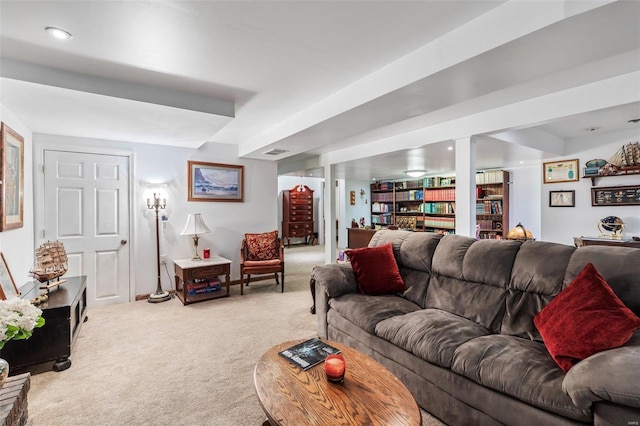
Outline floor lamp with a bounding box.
[147,193,171,303]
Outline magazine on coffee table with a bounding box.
[278,338,341,370]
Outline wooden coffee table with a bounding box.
[254,339,422,426]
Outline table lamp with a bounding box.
[181,213,211,260]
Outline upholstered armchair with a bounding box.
[240,230,285,294]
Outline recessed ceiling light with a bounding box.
[447,146,453,151]
[628,118,640,123]
[520,161,524,164]
[405,170,427,178]
[584,127,601,132]
[45,27,73,40]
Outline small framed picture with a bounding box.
[187,161,244,202]
[0,252,19,299]
[543,159,579,184]
[549,190,575,207]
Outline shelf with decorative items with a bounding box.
[370,170,509,238]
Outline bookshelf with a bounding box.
[370,170,509,238]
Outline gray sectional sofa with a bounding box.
[312,230,640,425]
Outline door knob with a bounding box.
[121,239,127,245]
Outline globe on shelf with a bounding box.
[598,216,624,239]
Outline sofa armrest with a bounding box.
[311,264,358,339]
[563,332,640,409]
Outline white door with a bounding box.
[43,150,130,307]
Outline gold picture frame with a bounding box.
[187,161,244,202]
[543,159,579,184]
[0,123,24,231]
[0,252,19,299]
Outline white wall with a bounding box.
[508,166,542,240]
[343,179,371,248]
[34,134,278,298]
[541,137,640,244]
[0,105,35,286]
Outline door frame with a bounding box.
[33,138,136,303]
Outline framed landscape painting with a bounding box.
[187,161,244,202]
[0,123,24,231]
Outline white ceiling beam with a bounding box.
[238,0,614,157]
[1,58,235,118]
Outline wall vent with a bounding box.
[264,148,289,156]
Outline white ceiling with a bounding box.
[1,0,639,181]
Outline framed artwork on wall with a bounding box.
[549,190,575,207]
[0,123,24,231]
[187,161,244,202]
[543,159,579,184]
[0,252,19,299]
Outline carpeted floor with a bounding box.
[26,244,444,425]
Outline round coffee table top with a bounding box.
[254,339,422,426]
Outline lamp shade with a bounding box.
[180,213,211,236]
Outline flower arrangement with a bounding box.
[0,297,45,349]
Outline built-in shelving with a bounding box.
[371,170,509,239]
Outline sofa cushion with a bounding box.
[425,236,518,332]
[451,334,591,422]
[346,243,406,295]
[328,293,420,334]
[534,263,640,372]
[565,246,640,316]
[375,309,491,369]
[501,240,576,340]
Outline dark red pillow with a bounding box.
[345,243,406,295]
[534,263,640,372]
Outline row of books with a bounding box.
[423,217,455,229]
[372,214,393,224]
[395,190,424,201]
[476,200,503,214]
[476,170,504,185]
[371,202,391,213]
[477,219,503,230]
[187,278,222,296]
[371,192,394,202]
[420,202,456,214]
[424,176,455,187]
[423,188,455,201]
[478,232,503,240]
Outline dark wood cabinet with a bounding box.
[1,276,87,375]
[347,228,377,249]
[282,185,314,246]
[574,236,640,249]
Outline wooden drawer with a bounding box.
[290,213,313,221]
[289,228,314,237]
[191,265,227,279]
[291,198,312,205]
[289,203,311,212]
[290,193,313,200]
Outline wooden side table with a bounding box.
[0,373,31,426]
[173,256,232,305]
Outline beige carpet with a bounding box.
[26,244,444,426]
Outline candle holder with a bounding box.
[324,353,346,383]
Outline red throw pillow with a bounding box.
[245,231,279,261]
[534,263,640,372]
[345,243,406,295]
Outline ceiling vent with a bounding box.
[264,148,289,156]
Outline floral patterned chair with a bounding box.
[240,230,284,294]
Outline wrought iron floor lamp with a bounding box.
[147,193,171,303]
